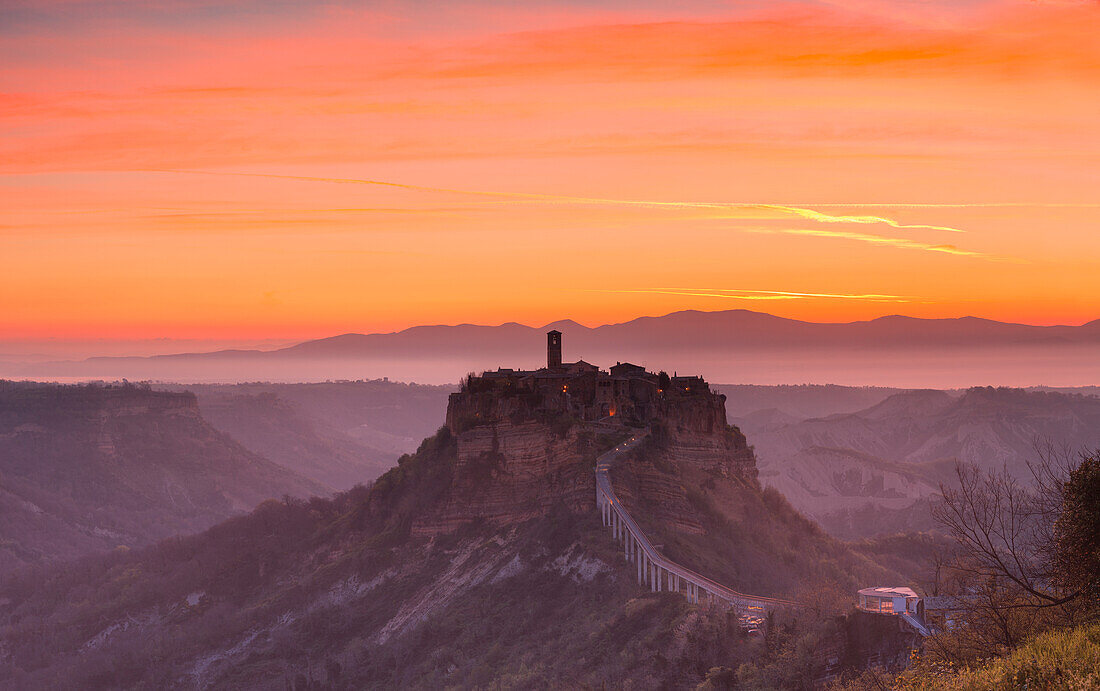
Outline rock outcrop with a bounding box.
[413,421,594,536]
[419,362,758,536]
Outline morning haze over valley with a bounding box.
[3,0,1100,689]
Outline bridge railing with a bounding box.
[594,435,795,613]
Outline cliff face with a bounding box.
[444,388,542,434]
[0,383,325,573]
[653,389,758,480]
[421,377,757,536]
[659,423,757,480]
[413,421,594,536]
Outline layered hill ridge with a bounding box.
[167,381,452,490]
[0,382,326,573]
[739,386,1100,538]
[0,368,912,688]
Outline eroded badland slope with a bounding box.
[1,373,911,689]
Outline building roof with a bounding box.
[566,360,599,371]
[858,586,919,599]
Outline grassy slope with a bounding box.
[895,623,1100,690]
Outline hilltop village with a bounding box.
[427,330,756,537]
[446,330,726,433]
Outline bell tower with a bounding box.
[547,330,562,369]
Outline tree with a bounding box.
[696,666,735,689]
[658,371,671,391]
[1053,453,1100,611]
[929,448,1100,661]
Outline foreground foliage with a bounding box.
[895,622,1100,690]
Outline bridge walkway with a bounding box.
[593,429,795,614]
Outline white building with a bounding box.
[857,586,921,616]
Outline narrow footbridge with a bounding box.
[594,432,795,615]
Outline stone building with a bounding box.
[447,331,725,432]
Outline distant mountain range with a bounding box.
[6,309,1100,387]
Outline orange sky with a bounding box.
[3,0,1100,341]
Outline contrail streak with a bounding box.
[742,227,1024,262]
[153,169,967,234]
[768,202,1100,209]
[758,204,962,233]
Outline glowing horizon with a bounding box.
[3,0,1100,341]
